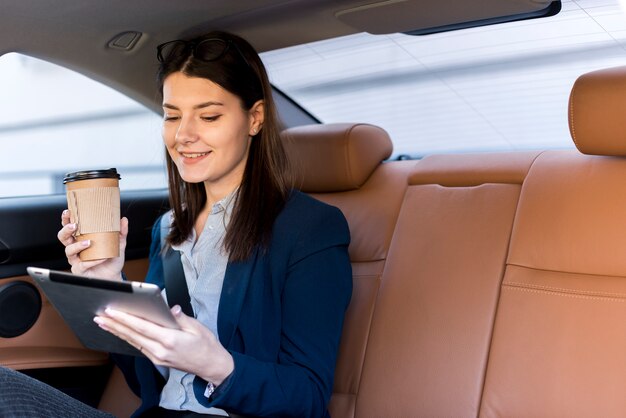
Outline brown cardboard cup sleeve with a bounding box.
[67,187,120,260]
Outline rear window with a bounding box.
[261,0,626,158]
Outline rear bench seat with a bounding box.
[351,65,626,417]
[355,151,540,416]
[100,66,626,416]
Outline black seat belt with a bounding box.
[162,247,194,317]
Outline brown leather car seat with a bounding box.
[480,66,626,417]
[281,123,414,417]
[356,151,540,417]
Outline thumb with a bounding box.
[171,305,197,330]
[118,217,129,254]
[120,217,129,238]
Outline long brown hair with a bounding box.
[157,31,291,261]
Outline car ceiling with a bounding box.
[0,0,555,112]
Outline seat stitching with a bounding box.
[503,283,626,302]
[504,281,626,298]
[344,125,355,187]
[506,262,626,279]
[569,84,579,149]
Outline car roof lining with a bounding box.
[1,0,559,112]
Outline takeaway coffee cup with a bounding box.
[63,168,121,261]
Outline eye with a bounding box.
[163,114,179,122]
[201,115,221,122]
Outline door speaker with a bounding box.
[0,281,42,338]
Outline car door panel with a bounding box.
[0,190,168,401]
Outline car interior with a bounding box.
[3,0,626,416]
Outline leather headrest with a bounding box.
[569,66,626,156]
[281,123,393,192]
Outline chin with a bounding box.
[176,166,209,184]
[180,176,207,184]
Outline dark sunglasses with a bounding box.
[156,38,251,69]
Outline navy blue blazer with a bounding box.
[115,191,352,418]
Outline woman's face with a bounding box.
[162,72,262,192]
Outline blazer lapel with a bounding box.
[217,246,259,348]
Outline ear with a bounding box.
[248,99,265,136]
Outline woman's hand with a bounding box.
[94,306,234,386]
[57,209,129,281]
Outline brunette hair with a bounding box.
[157,31,291,261]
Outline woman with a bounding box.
[0,31,351,417]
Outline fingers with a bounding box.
[64,239,107,274]
[64,239,90,260]
[57,221,77,247]
[96,308,227,376]
[61,209,71,227]
[59,213,128,260]
[95,308,175,363]
[71,258,107,275]
[119,217,129,255]
[104,308,177,341]
[94,313,153,355]
[120,217,129,237]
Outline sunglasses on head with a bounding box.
[156,38,252,69]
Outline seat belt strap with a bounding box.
[160,214,194,317]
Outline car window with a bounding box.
[0,53,165,198]
[262,0,626,158]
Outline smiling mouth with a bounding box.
[181,152,210,159]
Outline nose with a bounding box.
[175,116,199,144]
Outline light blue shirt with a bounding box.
[158,191,236,415]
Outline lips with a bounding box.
[179,150,211,165]
[181,152,209,158]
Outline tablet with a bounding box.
[27,266,180,357]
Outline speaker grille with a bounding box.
[0,281,42,338]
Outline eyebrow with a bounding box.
[162,101,224,110]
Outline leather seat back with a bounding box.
[354,152,539,416]
[282,123,413,417]
[481,66,626,417]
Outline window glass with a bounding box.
[262,0,626,158]
[0,53,165,198]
